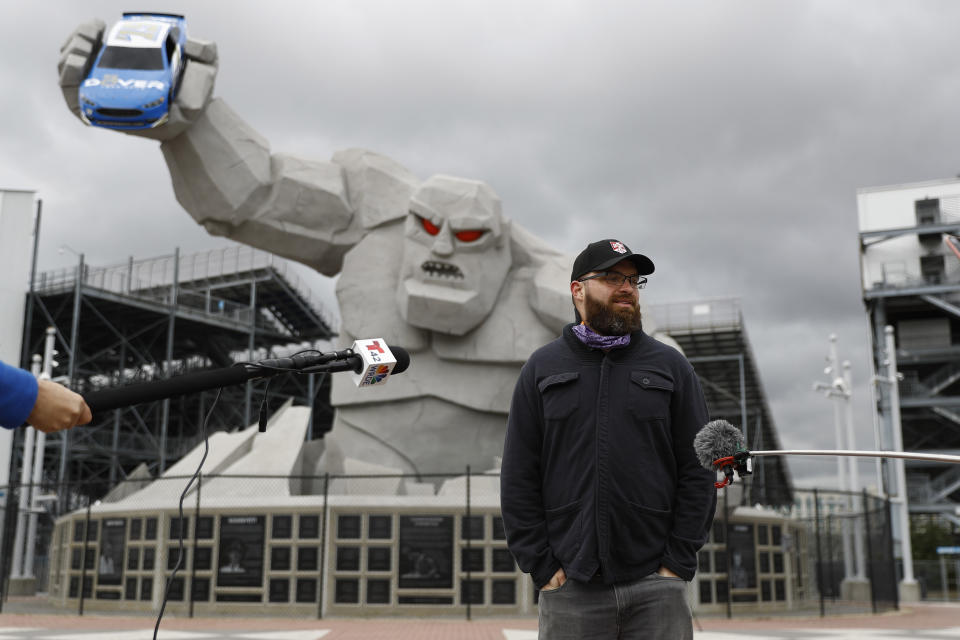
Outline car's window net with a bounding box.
[98,46,164,71]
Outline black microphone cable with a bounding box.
[151,348,330,640]
[152,386,218,640]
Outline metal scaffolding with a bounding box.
[18,245,337,500]
[652,297,793,507]
[861,214,960,525]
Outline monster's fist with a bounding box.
[57,17,218,141]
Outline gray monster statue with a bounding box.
[58,21,670,478]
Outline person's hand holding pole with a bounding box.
[27,379,92,433]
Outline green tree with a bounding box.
[911,516,958,561]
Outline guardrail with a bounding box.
[33,245,338,334]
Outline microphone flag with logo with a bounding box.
[351,338,399,388]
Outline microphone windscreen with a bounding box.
[391,346,410,374]
[693,420,745,470]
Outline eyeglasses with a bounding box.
[577,271,647,289]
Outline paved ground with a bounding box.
[0,602,958,639]
[1,629,959,640]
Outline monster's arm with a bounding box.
[59,21,417,275]
[507,223,573,330]
[159,102,418,275]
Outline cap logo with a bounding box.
[610,241,627,254]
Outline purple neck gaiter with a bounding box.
[572,323,631,350]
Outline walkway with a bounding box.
[0,602,957,639]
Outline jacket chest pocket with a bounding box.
[628,370,673,419]
[538,372,580,422]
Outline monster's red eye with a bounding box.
[455,230,484,242]
[420,216,440,236]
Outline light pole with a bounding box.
[7,330,57,593]
[56,245,84,493]
[813,334,867,598]
[814,335,852,581]
[875,325,918,601]
[842,360,867,583]
[24,328,57,579]
[9,355,41,580]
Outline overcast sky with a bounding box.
[2,0,957,488]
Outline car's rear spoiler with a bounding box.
[122,12,185,19]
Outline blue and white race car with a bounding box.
[79,13,187,130]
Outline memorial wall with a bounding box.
[48,499,525,616]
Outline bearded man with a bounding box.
[500,239,716,640]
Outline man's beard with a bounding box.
[584,290,643,336]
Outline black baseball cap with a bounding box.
[571,239,655,282]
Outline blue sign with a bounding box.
[936,546,960,555]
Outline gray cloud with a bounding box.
[3,0,958,484]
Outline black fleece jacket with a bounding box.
[500,324,716,587]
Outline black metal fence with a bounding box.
[0,474,909,620]
[913,559,960,601]
[788,488,899,617]
[0,470,509,618]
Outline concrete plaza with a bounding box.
[0,599,959,639]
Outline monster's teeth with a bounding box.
[420,261,465,279]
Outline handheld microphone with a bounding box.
[255,343,410,383]
[350,339,409,388]
[254,347,356,371]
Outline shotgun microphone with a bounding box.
[693,419,960,490]
[84,341,410,414]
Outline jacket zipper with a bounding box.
[595,353,610,567]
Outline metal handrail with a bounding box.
[33,245,338,332]
[650,297,742,332]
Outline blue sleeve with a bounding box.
[0,360,38,429]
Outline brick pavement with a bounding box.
[0,602,958,639]
[698,601,960,631]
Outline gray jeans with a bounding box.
[537,573,692,640]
